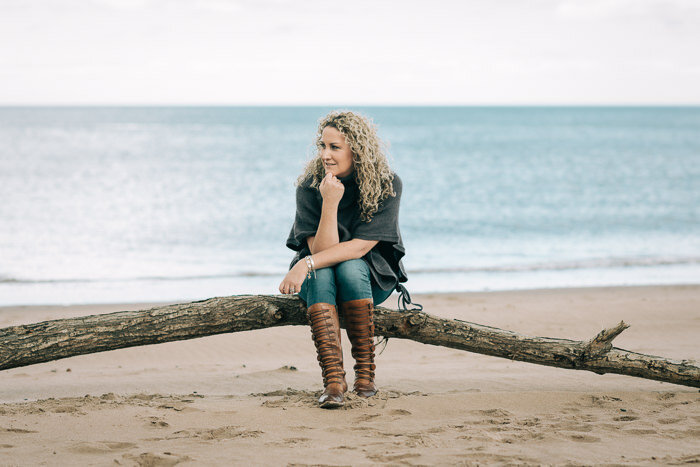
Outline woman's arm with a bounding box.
[308,172,345,254]
[309,200,340,254]
[279,238,378,295]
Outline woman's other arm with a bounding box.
[306,236,379,268]
[310,238,378,268]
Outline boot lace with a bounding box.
[375,284,423,355]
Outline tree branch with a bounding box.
[0,295,697,388]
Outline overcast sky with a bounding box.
[1,0,699,105]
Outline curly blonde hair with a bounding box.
[296,110,395,222]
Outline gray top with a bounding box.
[286,171,408,292]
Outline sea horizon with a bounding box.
[1,105,698,306]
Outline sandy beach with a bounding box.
[1,285,698,465]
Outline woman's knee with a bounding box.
[334,259,370,281]
[301,267,336,304]
[335,259,372,302]
[304,267,335,291]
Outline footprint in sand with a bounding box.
[472,408,513,417]
[147,417,170,428]
[589,395,622,405]
[623,428,658,435]
[122,452,191,466]
[52,406,84,414]
[69,441,137,454]
[355,413,381,422]
[290,425,313,431]
[377,431,438,448]
[157,402,200,413]
[518,417,540,427]
[468,408,513,426]
[367,452,421,462]
[614,415,639,422]
[0,427,38,434]
[554,422,593,433]
[291,425,314,431]
[345,426,382,435]
[195,426,264,440]
[465,453,539,464]
[426,426,445,434]
[283,437,311,445]
[657,417,685,424]
[566,433,601,443]
[264,437,311,447]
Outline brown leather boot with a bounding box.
[339,298,378,397]
[329,304,348,396]
[307,302,348,408]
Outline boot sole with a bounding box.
[319,400,344,409]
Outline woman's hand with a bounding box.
[279,260,308,295]
[319,172,344,205]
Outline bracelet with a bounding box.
[304,255,316,279]
[304,256,311,279]
[305,255,315,279]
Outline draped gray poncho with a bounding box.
[286,171,408,292]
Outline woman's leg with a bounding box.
[371,282,393,306]
[299,260,393,307]
[334,259,379,397]
[334,258,393,305]
[296,267,347,408]
[334,259,373,303]
[298,267,336,306]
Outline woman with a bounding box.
[279,110,409,409]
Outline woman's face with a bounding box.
[320,126,354,178]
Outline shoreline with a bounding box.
[2,282,699,314]
[2,266,699,306]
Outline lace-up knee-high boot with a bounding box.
[307,302,348,408]
[339,298,377,397]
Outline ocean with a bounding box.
[1,106,698,306]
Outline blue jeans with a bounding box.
[298,258,393,307]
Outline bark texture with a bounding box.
[1,295,698,388]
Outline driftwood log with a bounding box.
[1,295,698,388]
